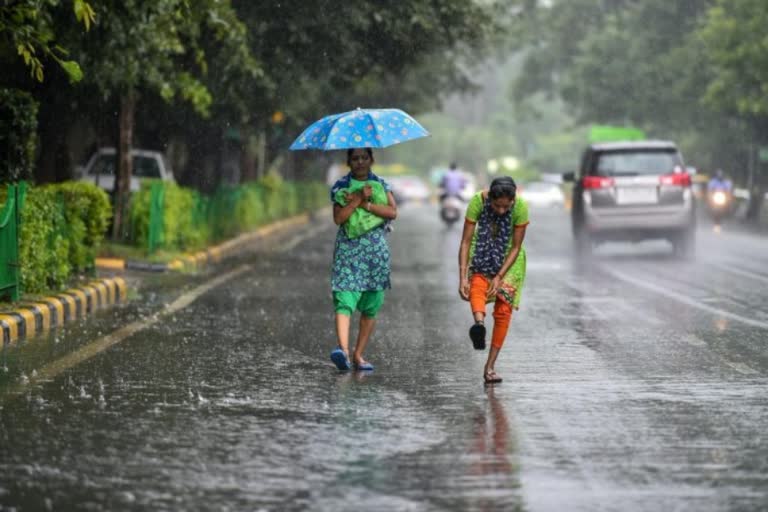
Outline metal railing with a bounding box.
[0,182,27,301]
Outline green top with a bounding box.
[334,179,388,238]
[465,191,529,309]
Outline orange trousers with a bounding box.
[469,274,512,350]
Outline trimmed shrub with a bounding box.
[129,181,209,251]
[47,182,112,271]
[127,177,327,252]
[2,182,111,294]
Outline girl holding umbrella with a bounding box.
[328,148,397,370]
[290,108,429,371]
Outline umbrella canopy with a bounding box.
[289,108,429,151]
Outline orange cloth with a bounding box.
[469,274,513,349]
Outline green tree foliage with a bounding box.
[68,0,258,238]
[699,0,768,119]
[0,88,38,182]
[0,0,93,82]
[510,0,768,174]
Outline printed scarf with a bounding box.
[470,199,512,276]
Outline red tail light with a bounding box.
[659,173,691,187]
[583,176,615,189]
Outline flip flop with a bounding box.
[469,323,486,350]
[354,361,374,371]
[330,348,351,371]
[483,371,503,384]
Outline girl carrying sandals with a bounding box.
[458,176,529,384]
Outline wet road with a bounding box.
[1,204,767,511]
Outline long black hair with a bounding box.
[488,176,517,200]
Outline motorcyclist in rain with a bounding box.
[707,169,733,194]
[706,169,734,232]
[439,162,467,201]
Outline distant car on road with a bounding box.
[387,175,431,204]
[563,140,695,258]
[519,181,565,208]
[77,147,175,193]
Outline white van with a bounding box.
[77,147,175,192]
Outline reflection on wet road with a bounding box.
[1,204,767,511]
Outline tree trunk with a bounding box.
[256,129,267,179]
[112,92,136,240]
[239,125,257,183]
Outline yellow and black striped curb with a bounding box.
[0,277,127,347]
[96,213,312,273]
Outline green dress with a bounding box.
[465,192,529,309]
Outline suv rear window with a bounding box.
[593,150,681,177]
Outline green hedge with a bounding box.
[129,181,209,251]
[128,175,327,252]
[0,182,111,294]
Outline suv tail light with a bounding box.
[659,173,690,187]
[583,176,615,189]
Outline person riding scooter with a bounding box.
[439,163,468,226]
[707,169,734,231]
[439,162,467,201]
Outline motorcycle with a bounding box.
[706,188,733,227]
[440,194,464,227]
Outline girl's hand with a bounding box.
[459,277,470,301]
[486,275,501,298]
[344,191,363,207]
[362,184,373,200]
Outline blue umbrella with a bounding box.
[289,108,430,151]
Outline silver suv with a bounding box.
[564,141,695,257]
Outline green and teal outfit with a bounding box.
[330,171,392,318]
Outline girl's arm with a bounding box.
[333,191,363,225]
[487,224,527,297]
[458,220,475,300]
[365,191,398,220]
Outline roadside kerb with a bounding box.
[95,213,313,273]
[0,277,127,346]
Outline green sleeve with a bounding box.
[513,197,529,226]
[465,192,484,222]
[334,187,350,206]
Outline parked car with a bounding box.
[77,147,175,193]
[387,175,431,204]
[519,181,565,208]
[563,140,695,258]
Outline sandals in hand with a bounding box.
[469,323,486,350]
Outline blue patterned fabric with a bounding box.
[470,199,513,276]
[331,225,391,291]
[290,108,430,150]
